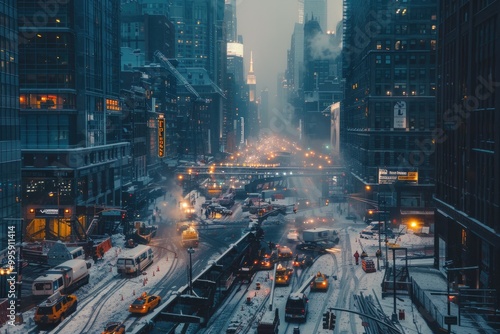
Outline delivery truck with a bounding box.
[32,259,90,296]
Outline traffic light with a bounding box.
[329,312,336,330]
[322,311,330,329]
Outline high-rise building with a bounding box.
[342,0,437,224]
[435,0,500,300]
[225,0,238,43]
[0,3,21,300]
[121,2,175,62]
[169,0,227,155]
[18,0,130,241]
[169,0,225,83]
[300,0,327,32]
[226,42,246,151]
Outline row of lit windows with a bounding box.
[20,94,75,110]
[376,39,436,51]
[374,83,436,96]
[375,67,436,82]
[106,99,121,111]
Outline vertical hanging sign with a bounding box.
[158,115,165,157]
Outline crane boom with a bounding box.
[153,50,200,99]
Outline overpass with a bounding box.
[176,165,347,193]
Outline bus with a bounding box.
[116,245,154,276]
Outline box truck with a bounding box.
[32,259,90,296]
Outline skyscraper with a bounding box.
[300,0,327,32]
[434,0,500,299]
[342,0,437,224]
[0,0,21,249]
[18,0,129,241]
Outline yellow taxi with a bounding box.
[34,292,78,326]
[101,322,126,334]
[129,292,162,314]
[310,271,329,292]
[275,264,293,286]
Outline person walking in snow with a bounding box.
[354,250,360,265]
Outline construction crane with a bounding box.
[153,50,201,99]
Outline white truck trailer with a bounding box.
[302,228,337,243]
[32,259,90,296]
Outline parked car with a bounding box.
[310,271,329,292]
[101,322,126,334]
[222,208,233,216]
[129,292,161,314]
[202,200,213,209]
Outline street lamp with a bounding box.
[377,194,386,270]
[187,247,195,295]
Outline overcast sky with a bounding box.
[237,0,343,106]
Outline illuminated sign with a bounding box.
[378,169,418,184]
[35,208,64,217]
[158,117,165,157]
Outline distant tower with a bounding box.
[246,52,259,139]
[247,52,257,102]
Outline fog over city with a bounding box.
[237,0,343,108]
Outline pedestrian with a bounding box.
[354,250,360,265]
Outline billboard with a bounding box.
[394,101,407,129]
[227,42,244,57]
[330,102,340,156]
[378,168,418,184]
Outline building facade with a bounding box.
[435,0,500,301]
[342,0,437,225]
[0,0,21,247]
[18,0,130,241]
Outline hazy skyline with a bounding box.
[237,0,343,108]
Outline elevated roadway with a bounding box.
[176,165,347,193]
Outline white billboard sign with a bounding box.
[394,101,407,129]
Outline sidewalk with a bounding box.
[328,205,497,334]
[409,267,497,333]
